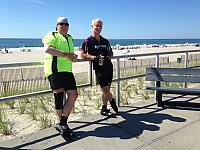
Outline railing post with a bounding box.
[88,61,92,86]
[156,54,160,68]
[116,58,120,107]
[88,61,97,86]
[184,52,188,68]
[184,52,189,88]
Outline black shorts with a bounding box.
[95,64,113,88]
[48,72,77,91]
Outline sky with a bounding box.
[0,0,200,39]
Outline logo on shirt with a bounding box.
[95,45,106,49]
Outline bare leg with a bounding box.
[102,83,118,113]
[101,83,112,105]
[62,90,78,117]
[101,85,112,105]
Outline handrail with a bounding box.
[1,49,200,105]
[112,49,200,59]
[0,83,90,102]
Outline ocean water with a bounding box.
[0,38,200,48]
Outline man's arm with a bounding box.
[80,50,96,61]
[45,46,77,61]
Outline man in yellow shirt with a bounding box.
[42,17,78,140]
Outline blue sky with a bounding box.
[0,0,200,39]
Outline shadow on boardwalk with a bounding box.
[72,106,186,140]
[0,100,190,150]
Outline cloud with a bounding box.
[24,0,46,6]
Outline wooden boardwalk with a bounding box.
[0,95,200,150]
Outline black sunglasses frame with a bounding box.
[58,23,69,26]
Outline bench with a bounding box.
[145,67,200,108]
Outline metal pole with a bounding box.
[184,52,189,88]
[184,52,188,68]
[88,61,92,86]
[156,54,160,68]
[116,58,120,107]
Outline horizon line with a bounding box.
[1,37,200,40]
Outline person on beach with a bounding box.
[42,17,78,138]
[79,18,118,116]
[5,47,8,53]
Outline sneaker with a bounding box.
[110,98,118,113]
[54,123,75,140]
[100,108,114,116]
[54,123,71,135]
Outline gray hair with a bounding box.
[91,18,103,25]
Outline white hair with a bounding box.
[91,18,103,25]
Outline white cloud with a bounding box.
[24,0,46,6]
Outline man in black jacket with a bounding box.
[80,18,118,116]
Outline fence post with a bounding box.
[184,52,189,88]
[184,52,188,68]
[116,58,120,107]
[88,61,93,86]
[156,54,160,68]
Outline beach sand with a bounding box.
[0,45,200,64]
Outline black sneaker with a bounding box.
[54,123,75,140]
[54,123,71,135]
[100,108,114,116]
[110,98,118,113]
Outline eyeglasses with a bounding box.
[94,25,102,28]
[58,23,69,26]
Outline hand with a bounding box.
[99,55,104,62]
[95,55,104,60]
[96,55,111,61]
[70,53,78,62]
[63,52,78,62]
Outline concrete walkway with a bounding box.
[1,95,200,150]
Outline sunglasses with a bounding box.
[94,25,102,28]
[58,23,69,26]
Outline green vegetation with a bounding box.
[0,56,200,137]
[0,109,13,135]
